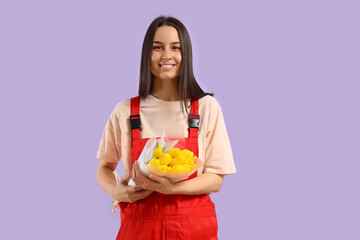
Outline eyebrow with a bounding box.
[152,41,181,44]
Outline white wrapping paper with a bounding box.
[128,128,203,187]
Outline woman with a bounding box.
[96,16,236,239]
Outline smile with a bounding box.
[159,64,175,70]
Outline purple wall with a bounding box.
[1,0,359,239]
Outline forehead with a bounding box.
[153,25,180,43]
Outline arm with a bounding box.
[96,160,153,203]
[96,160,119,196]
[169,172,224,195]
[131,161,224,195]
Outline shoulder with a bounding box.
[108,98,131,119]
[198,95,222,113]
[113,98,131,112]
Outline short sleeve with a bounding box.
[96,109,122,163]
[203,98,236,175]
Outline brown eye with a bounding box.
[153,46,162,50]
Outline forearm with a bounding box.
[171,172,223,195]
[96,163,117,197]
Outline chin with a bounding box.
[157,73,178,80]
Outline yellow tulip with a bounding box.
[148,146,197,173]
[170,164,192,173]
[159,153,172,166]
[169,154,185,167]
[153,146,162,158]
[170,165,183,173]
[184,156,196,165]
[181,149,194,159]
[156,165,171,172]
[148,158,160,167]
[166,148,181,158]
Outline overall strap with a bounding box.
[130,96,141,163]
[130,96,200,163]
[188,98,200,155]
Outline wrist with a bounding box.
[108,184,118,199]
[170,181,182,195]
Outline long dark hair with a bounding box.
[138,15,213,113]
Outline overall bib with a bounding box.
[116,96,218,240]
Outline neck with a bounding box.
[151,76,179,101]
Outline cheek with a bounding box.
[176,54,182,65]
[151,51,162,61]
[150,56,158,70]
[176,55,182,69]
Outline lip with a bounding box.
[159,63,176,66]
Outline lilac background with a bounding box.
[1,0,359,239]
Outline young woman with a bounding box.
[96,16,236,240]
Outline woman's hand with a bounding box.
[111,173,153,203]
[131,161,174,195]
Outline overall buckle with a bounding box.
[188,114,200,130]
[130,114,141,131]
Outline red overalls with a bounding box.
[116,96,218,240]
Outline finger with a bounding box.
[132,161,137,171]
[126,186,142,192]
[128,190,151,202]
[133,190,153,201]
[113,170,121,184]
[133,162,149,187]
[132,177,146,189]
[134,186,143,191]
[131,162,142,181]
[132,169,147,189]
[130,163,136,178]
[135,162,151,182]
[149,174,166,184]
[143,190,153,197]
[139,190,153,198]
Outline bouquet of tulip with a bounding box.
[128,131,202,187]
[111,126,202,212]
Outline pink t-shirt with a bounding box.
[96,94,236,175]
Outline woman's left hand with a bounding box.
[131,161,174,195]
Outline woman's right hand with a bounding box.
[111,174,153,203]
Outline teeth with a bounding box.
[161,65,174,68]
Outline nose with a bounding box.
[161,47,172,61]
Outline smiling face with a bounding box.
[150,25,182,82]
